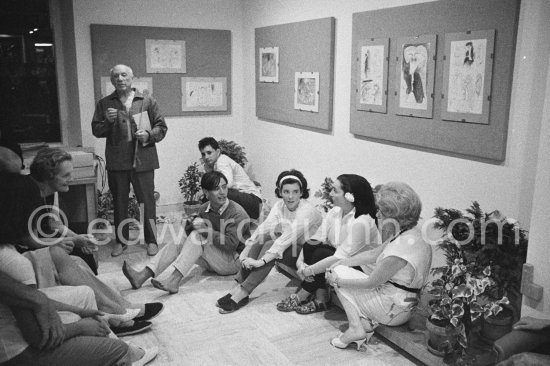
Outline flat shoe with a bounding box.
[111,243,128,257]
[111,320,152,337]
[216,293,232,308]
[276,294,304,312]
[147,243,159,256]
[133,302,164,322]
[295,299,329,315]
[132,345,159,366]
[219,297,249,314]
[102,308,140,324]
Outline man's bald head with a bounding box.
[0,146,22,173]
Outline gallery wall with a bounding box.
[242,0,550,231]
[71,0,245,205]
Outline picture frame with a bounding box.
[294,72,319,112]
[356,38,389,113]
[145,39,186,74]
[259,47,279,83]
[100,76,153,98]
[394,34,437,118]
[441,29,495,124]
[181,77,227,112]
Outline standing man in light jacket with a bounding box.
[92,64,167,257]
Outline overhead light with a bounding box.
[35,43,53,47]
[33,28,38,31]
[29,30,34,34]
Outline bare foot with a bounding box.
[151,278,179,294]
[151,272,182,294]
[122,261,149,289]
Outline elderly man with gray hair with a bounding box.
[92,64,167,257]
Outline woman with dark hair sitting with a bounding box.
[276,174,380,315]
[326,182,432,351]
[217,169,323,313]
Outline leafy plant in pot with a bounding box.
[313,177,334,213]
[178,162,203,216]
[433,202,528,342]
[218,139,247,168]
[427,201,528,364]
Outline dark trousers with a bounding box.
[301,242,336,293]
[227,189,262,220]
[236,240,302,294]
[108,170,157,246]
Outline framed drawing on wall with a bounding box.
[395,34,437,118]
[441,29,495,124]
[146,39,186,74]
[357,38,389,113]
[259,47,279,83]
[294,72,319,112]
[100,76,153,98]
[181,77,227,111]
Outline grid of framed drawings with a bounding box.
[349,0,520,162]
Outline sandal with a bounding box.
[276,294,305,312]
[295,299,329,315]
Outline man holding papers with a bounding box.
[92,64,168,257]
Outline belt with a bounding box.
[388,281,421,294]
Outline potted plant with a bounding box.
[427,201,528,364]
[218,139,247,168]
[433,202,528,338]
[313,177,334,213]
[96,189,141,229]
[178,162,203,216]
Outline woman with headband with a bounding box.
[216,169,322,314]
[276,174,380,315]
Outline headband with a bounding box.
[278,175,302,188]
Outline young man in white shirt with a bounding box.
[198,137,262,220]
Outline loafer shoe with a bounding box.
[111,320,152,336]
[134,302,164,322]
[111,243,128,257]
[219,296,249,314]
[147,243,159,256]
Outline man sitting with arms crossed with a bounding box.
[198,137,262,220]
[122,171,251,294]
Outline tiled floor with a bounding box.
[95,226,416,366]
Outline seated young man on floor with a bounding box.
[122,171,251,294]
[0,147,163,336]
[198,137,263,220]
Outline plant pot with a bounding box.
[481,309,513,342]
[426,318,464,356]
[183,201,201,216]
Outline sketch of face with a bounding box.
[464,42,474,65]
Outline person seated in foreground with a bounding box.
[0,148,163,336]
[0,254,158,366]
[217,169,323,314]
[0,271,131,366]
[198,137,263,220]
[27,147,100,273]
[123,171,251,294]
[326,182,432,351]
[276,174,381,315]
[495,316,550,366]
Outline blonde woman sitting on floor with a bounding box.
[326,182,432,351]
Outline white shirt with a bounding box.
[376,226,432,289]
[214,154,261,199]
[248,199,323,258]
[310,206,381,259]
